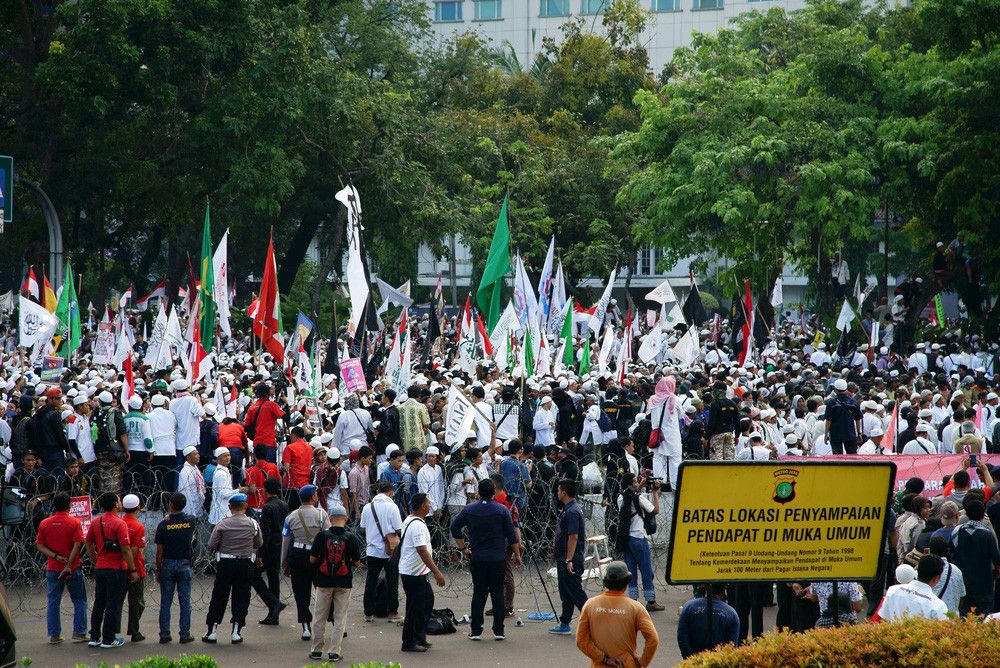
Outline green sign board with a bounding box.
[0,155,12,226]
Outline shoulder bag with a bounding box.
[389,517,424,570]
[244,400,266,441]
[369,500,400,555]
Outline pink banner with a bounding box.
[782,454,1000,497]
[339,358,367,393]
[70,495,93,535]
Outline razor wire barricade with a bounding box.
[0,456,678,617]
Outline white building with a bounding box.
[425,0,810,73]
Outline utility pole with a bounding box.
[15,175,63,292]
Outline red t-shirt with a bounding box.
[245,461,280,508]
[244,399,285,446]
[943,480,993,502]
[218,421,248,449]
[36,511,85,571]
[282,438,314,489]
[123,513,147,578]
[85,512,131,570]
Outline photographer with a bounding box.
[615,473,663,612]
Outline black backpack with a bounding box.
[9,416,32,460]
[426,608,458,635]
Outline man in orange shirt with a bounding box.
[244,383,285,463]
[85,492,139,649]
[121,494,147,642]
[218,415,249,468]
[576,561,659,668]
[36,492,87,644]
[282,426,314,510]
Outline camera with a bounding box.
[646,477,663,491]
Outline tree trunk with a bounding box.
[277,211,324,295]
[309,206,347,316]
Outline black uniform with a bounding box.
[252,494,289,613]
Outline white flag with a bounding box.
[512,255,538,327]
[547,261,567,338]
[18,296,58,348]
[645,278,677,305]
[663,302,686,330]
[113,327,134,371]
[673,327,700,367]
[587,267,617,334]
[143,304,168,368]
[836,299,856,332]
[213,229,232,337]
[637,322,664,365]
[770,277,783,308]
[445,385,478,445]
[336,184,369,336]
[598,325,615,374]
[489,302,521,364]
[537,236,555,320]
[376,277,414,315]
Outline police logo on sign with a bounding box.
[772,468,799,504]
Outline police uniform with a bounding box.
[203,494,263,644]
[281,485,331,639]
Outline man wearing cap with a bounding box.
[576,560,659,667]
[209,448,245,525]
[315,447,349,517]
[282,484,331,640]
[67,394,97,477]
[858,426,889,455]
[307,504,362,663]
[203,493,263,644]
[901,424,936,455]
[121,493,147,642]
[417,445,445,518]
[282,426,314,508]
[170,380,205,480]
[93,391,129,494]
[123,396,154,497]
[735,433,775,461]
[907,343,929,375]
[824,378,862,455]
[177,446,206,521]
[398,385,431,453]
[148,394,177,507]
[85,492,139,649]
[33,387,75,475]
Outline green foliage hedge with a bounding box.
[679,618,1000,667]
[73,656,217,668]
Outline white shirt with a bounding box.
[616,493,655,538]
[809,351,831,366]
[417,463,445,512]
[736,445,773,461]
[448,470,469,507]
[532,405,557,446]
[148,407,177,457]
[472,401,493,450]
[178,460,205,519]
[932,559,965,613]
[877,580,948,621]
[906,352,928,375]
[333,408,372,453]
[209,465,236,524]
[624,451,639,477]
[359,494,403,558]
[397,515,431,576]
[901,438,935,455]
[170,393,204,450]
[69,412,96,463]
[857,440,890,455]
[861,413,882,438]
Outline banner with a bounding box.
[934,294,946,329]
[92,322,116,365]
[40,356,64,382]
[668,461,894,584]
[69,495,93,535]
[339,358,367,393]
[784,453,1000,498]
[445,385,478,446]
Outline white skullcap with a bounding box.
[128,396,143,410]
[182,445,198,457]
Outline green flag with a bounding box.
[199,202,216,352]
[475,195,512,331]
[578,335,590,376]
[54,261,81,361]
[524,327,534,378]
[934,294,946,329]
[561,303,574,367]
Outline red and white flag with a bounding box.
[252,234,285,363]
[22,268,39,301]
[883,403,899,453]
[476,313,493,357]
[119,284,133,310]
[738,279,754,368]
[136,280,166,311]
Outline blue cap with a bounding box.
[298,484,318,499]
[230,493,248,504]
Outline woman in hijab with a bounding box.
[647,376,682,489]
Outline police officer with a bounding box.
[281,484,330,641]
[202,493,263,645]
[254,477,289,625]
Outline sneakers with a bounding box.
[328,653,343,662]
[495,634,506,641]
[231,623,244,644]
[132,632,145,642]
[179,636,196,644]
[202,624,218,644]
[308,651,323,661]
[301,623,312,640]
[401,645,428,652]
[417,640,432,648]
[548,624,573,635]
[72,633,88,643]
[468,632,482,641]
[159,636,172,644]
[100,637,125,649]
[645,601,665,612]
[48,636,63,645]
[388,613,403,623]
[87,639,100,648]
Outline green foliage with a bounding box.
[73,655,217,668]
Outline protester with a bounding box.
[676,584,740,659]
[359,480,403,623]
[576,561,659,667]
[307,505,362,663]
[398,492,446,653]
[85,492,138,649]
[874,554,948,621]
[550,479,588,636]
[35,492,87,644]
[121,493,147,642]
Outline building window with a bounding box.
[541,0,569,15]
[638,248,652,276]
[435,1,463,21]
[693,0,723,8]
[651,0,680,10]
[581,0,606,13]
[475,0,502,18]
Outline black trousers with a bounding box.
[732,582,769,641]
[830,438,858,455]
[124,456,148,496]
[363,556,399,616]
[556,559,588,625]
[251,542,281,611]
[400,574,433,649]
[90,569,127,644]
[206,558,253,627]
[288,546,313,623]
[470,560,506,635]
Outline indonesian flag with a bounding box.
[252,234,285,363]
[616,309,633,384]
[456,294,472,343]
[536,328,551,377]
[476,313,493,357]
[975,403,984,432]
[738,279,754,368]
[22,268,39,301]
[184,293,212,383]
[883,403,899,453]
[136,280,166,311]
[120,354,135,409]
[574,300,596,316]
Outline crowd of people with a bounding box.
[5,289,1000,664]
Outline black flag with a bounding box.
[322,305,340,377]
[683,284,709,326]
